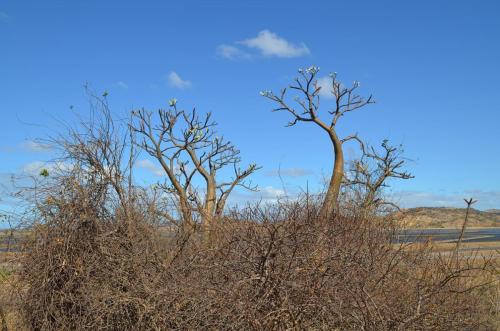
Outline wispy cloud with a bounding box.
[22,140,53,152]
[218,30,310,60]
[260,186,286,199]
[229,185,287,206]
[316,76,334,99]
[265,167,313,177]
[116,81,128,89]
[22,161,73,176]
[239,30,310,58]
[0,172,21,213]
[216,44,251,60]
[137,159,164,177]
[168,71,192,89]
[389,190,500,211]
[0,141,53,153]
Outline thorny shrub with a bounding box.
[16,179,499,330]
[13,94,499,330]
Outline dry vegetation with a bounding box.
[0,69,498,330]
[9,185,500,330]
[400,207,500,229]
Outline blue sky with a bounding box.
[1,0,499,210]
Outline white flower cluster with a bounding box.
[188,126,208,141]
[353,81,360,88]
[306,66,320,74]
[298,66,320,75]
[259,90,273,97]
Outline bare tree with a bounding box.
[261,66,374,220]
[344,139,413,212]
[131,100,260,232]
[51,88,136,218]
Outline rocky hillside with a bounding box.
[399,207,500,228]
[485,209,500,215]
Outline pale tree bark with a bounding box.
[262,67,373,220]
[344,139,413,213]
[322,131,345,220]
[131,101,259,235]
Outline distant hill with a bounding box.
[485,209,500,215]
[398,207,500,228]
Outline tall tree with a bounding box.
[131,100,259,232]
[262,66,373,220]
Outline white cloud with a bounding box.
[216,44,251,60]
[0,172,25,218]
[22,161,73,176]
[22,140,53,152]
[265,167,313,177]
[389,190,500,211]
[168,72,192,89]
[0,173,15,193]
[239,30,310,58]
[22,161,49,174]
[137,159,164,177]
[116,81,128,89]
[226,185,289,206]
[261,186,286,199]
[316,76,334,99]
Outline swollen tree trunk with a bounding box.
[262,67,374,223]
[203,178,217,225]
[319,134,344,221]
[155,149,194,231]
[179,198,194,231]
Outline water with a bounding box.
[396,228,500,244]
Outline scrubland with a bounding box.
[0,190,498,330]
[0,68,498,330]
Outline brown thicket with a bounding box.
[18,182,498,330]
[10,88,500,330]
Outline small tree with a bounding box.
[344,139,413,212]
[261,67,373,220]
[51,88,135,217]
[131,100,259,232]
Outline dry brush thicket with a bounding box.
[3,73,500,330]
[16,183,499,330]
